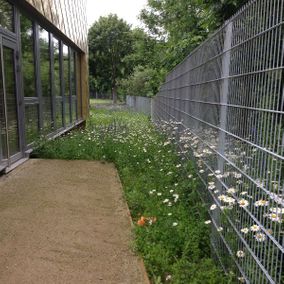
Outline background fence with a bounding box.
[152,0,284,283]
[126,95,152,116]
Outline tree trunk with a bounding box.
[112,86,117,104]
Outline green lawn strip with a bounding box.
[90,98,113,105]
[34,109,231,284]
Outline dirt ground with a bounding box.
[0,159,148,284]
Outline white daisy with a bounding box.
[210,204,217,210]
[227,187,237,194]
[267,213,282,223]
[241,228,249,234]
[238,199,249,208]
[250,224,260,232]
[255,199,269,207]
[254,233,266,242]
[236,250,245,258]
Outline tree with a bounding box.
[205,0,248,25]
[88,15,134,103]
[140,0,248,71]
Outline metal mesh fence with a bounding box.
[152,0,284,283]
[126,95,152,116]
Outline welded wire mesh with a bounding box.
[152,0,284,283]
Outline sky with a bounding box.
[87,0,148,28]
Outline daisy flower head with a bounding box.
[209,185,216,190]
[173,194,179,202]
[241,228,249,234]
[210,204,217,211]
[227,187,237,194]
[165,275,172,281]
[255,199,269,207]
[250,224,260,232]
[267,213,282,223]
[270,207,284,214]
[236,250,245,258]
[218,195,227,202]
[254,233,266,242]
[238,199,249,208]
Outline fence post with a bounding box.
[217,22,233,173]
[151,98,154,121]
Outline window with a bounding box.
[70,50,77,122]
[53,37,63,129]
[20,13,39,144]
[0,0,14,32]
[63,44,70,125]
[20,14,36,97]
[3,46,19,155]
[25,104,39,144]
[39,27,52,131]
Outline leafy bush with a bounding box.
[118,66,164,98]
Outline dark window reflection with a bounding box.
[0,50,8,159]
[53,38,63,129]
[39,27,53,131]
[63,44,70,125]
[0,0,14,31]
[70,50,77,122]
[20,14,36,97]
[25,104,39,144]
[3,47,19,155]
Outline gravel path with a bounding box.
[0,159,147,284]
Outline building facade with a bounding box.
[0,0,89,171]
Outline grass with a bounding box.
[34,109,231,284]
[90,98,113,105]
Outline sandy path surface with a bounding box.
[0,159,147,284]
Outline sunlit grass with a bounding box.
[90,98,113,105]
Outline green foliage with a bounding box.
[88,15,133,102]
[140,0,248,71]
[118,66,165,98]
[88,2,248,99]
[34,109,231,283]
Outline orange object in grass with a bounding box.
[137,216,146,226]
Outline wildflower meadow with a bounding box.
[34,109,231,283]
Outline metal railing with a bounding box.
[152,0,284,283]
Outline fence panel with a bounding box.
[152,0,284,283]
[126,95,152,116]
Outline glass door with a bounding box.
[0,36,21,170]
